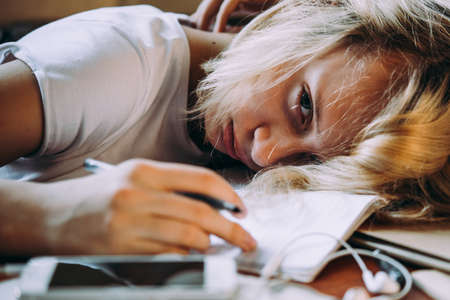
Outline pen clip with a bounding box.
[84,158,114,173]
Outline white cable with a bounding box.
[253,231,412,300]
[261,231,370,280]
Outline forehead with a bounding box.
[303,49,391,155]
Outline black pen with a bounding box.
[84,158,241,213]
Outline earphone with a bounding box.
[255,231,412,300]
[327,249,412,300]
[363,269,399,294]
[362,268,399,294]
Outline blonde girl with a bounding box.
[0,0,448,256]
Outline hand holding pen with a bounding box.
[84,159,241,213]
[80,158,256,254]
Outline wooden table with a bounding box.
[0,256,433,299]
[308,255,432,299]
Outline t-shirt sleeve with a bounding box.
[0,5,189,158]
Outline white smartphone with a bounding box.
[18,255,237,300]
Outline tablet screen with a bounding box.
[49,261,204,288]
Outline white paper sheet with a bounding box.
[209,191,378,282]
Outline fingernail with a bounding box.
[241,206,248,216]
[233,210,247,219]
[235,205,248,219]
[245,234,257,251]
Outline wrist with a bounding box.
[0,180,54,255]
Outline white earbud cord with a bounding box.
[260,231,370,279]
[252,231,412,300]
[326,249,413,300]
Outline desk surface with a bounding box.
[0,264,434,300]
[1,256,433,299]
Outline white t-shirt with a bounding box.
[0,5,209,181]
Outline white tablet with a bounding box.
[18,255,237,300]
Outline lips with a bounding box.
[223,122,239,161]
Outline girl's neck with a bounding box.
[182,26,234,154]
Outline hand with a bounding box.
[191,0,278,32]
[45,159,256,255]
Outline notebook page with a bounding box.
[209,191,378,283]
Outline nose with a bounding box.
[251,125,309,168]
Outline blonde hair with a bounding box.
[194,0,450,222]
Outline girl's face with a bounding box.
[205,49,391,170]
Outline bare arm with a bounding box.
[0,160,255,256]
[0,180,52,254]
[0,59,43,166]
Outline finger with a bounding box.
[111,234,189,255]
[214,0,241,32]
[175,198,257,252]
[129,161,247,216]
[113,188,256,251]
[144,245,189,255]
[128,238,190,255]
[195,0,224,31]
[124,213,212,252]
